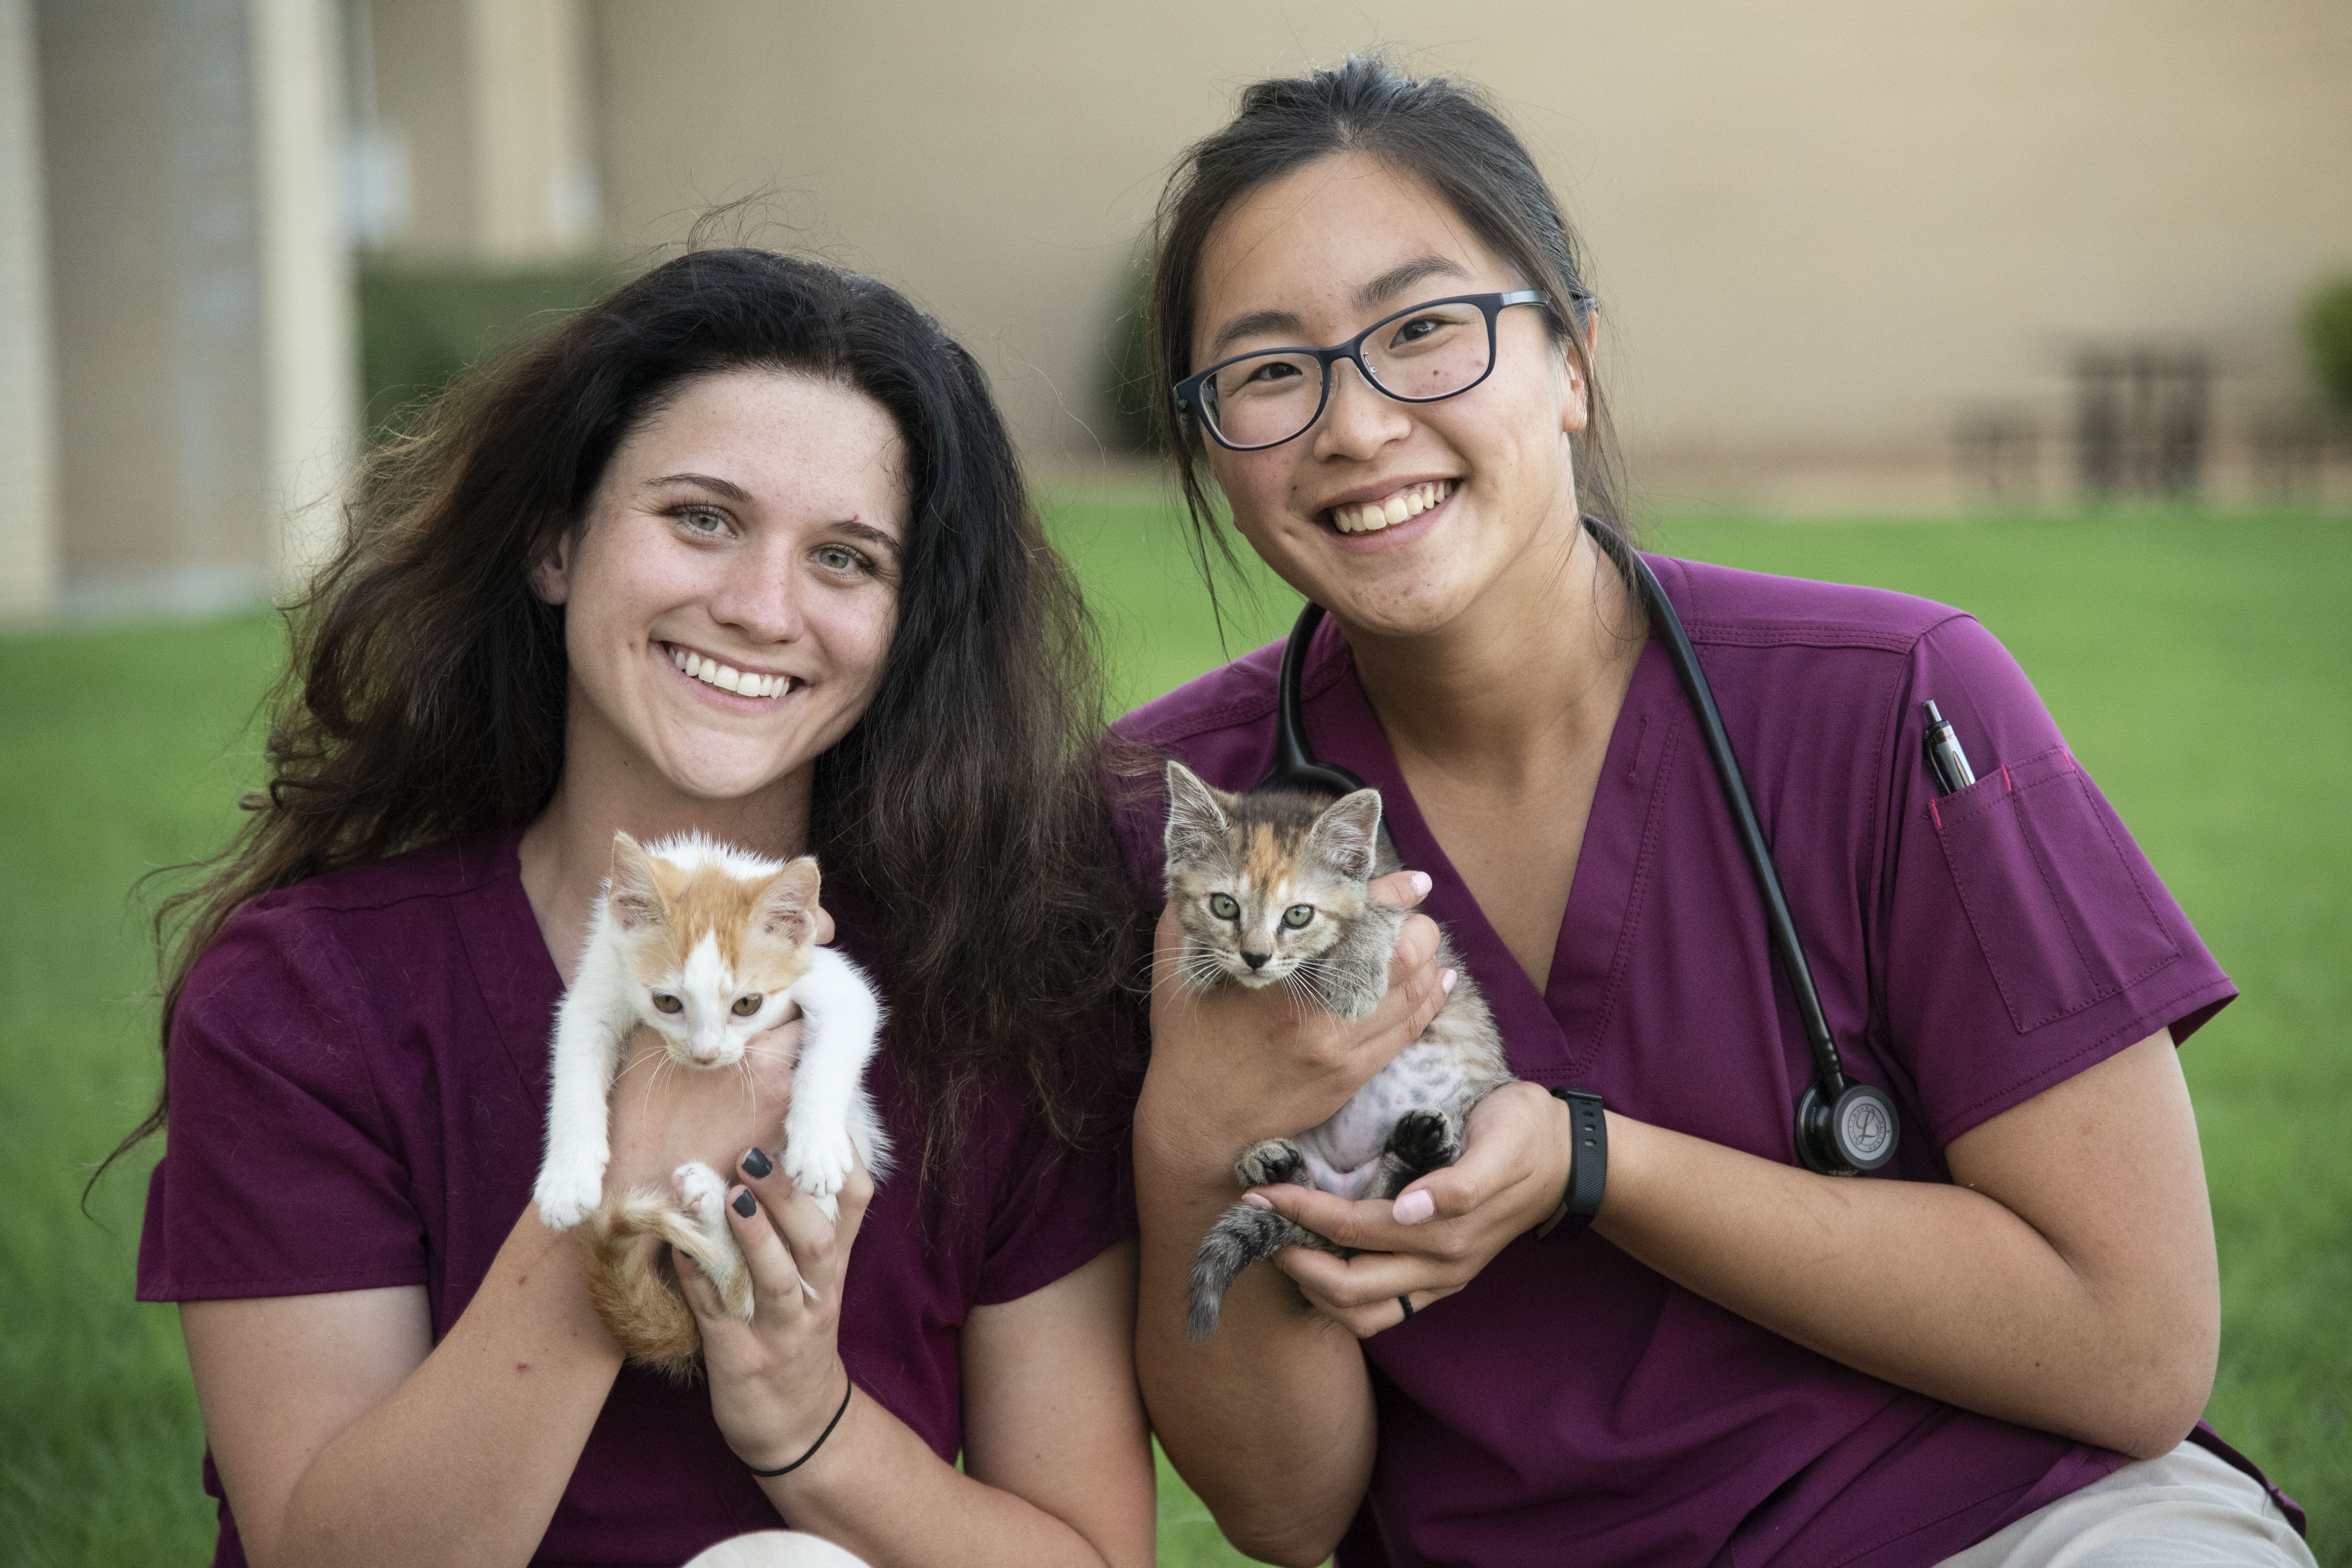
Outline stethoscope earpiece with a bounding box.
[1263,520,1899,1178]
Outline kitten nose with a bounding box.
[1242,950,1271,970]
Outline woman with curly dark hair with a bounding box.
[125,250,1154,1568]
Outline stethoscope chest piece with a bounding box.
[1795,1081,1900,1175]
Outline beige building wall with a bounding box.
[0,0,58,618]
[591,1,2352,510]
[39,0,268,591]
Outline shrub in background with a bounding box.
[2305,278,2352,414]
[358,260,625,439]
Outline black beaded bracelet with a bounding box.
[745,1376,854,1478]
[1535,1087,1607,1238]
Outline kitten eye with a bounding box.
[732,994,763,1017]
[1209,893,1240,921]
[1283,904,1315,929]
[652,993,683,1015]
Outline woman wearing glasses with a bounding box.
[1119,58,2308,1568]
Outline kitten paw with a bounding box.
[1236,1138,1308,1190]
[1386,1108,1462,1174]
[533,1163,606,1231]
[780,1119,858,1218]
[671,1162,728,1225]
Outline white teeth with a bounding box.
[1332,480,1450,535]
[666,645,789,699]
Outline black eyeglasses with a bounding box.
[1173,290,1546,453]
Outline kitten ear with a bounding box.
[756,856,822,945]
[607,833,668,930]
[1163,761,1232,865]
[1308,788,1384,881]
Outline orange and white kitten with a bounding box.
[533,832,890,1376]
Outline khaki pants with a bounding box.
[1936,1440,2314,1567]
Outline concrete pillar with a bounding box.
[35,0,354,613]
[0,0,59,618]
[367,0,596,261]
[252,0,356,585]
[468,0,596,258]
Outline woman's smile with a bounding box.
[658,639,803,703]
[1314,477,1459,554]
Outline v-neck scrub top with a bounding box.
[1112,555,2247,1568]
[137,832,1135,1568]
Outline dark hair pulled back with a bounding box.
[1149,54,1628,571]
[108,248,1141,1187]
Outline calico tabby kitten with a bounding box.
[1164,761,1512,1340]
[533,832,891,1378]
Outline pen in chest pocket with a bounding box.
[1921,700,1977,796]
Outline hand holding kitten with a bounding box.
[676,1148,876,1479]
[1251,1081,1579,1337]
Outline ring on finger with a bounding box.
[1395,1293,1415,1327]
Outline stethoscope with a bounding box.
[1258,515,1900,1177]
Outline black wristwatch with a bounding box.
[1535,1086,1607,1238]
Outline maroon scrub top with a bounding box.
[1113,555,2252,1568]
[139,832,1135,1568]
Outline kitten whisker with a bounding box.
[1285,959,1339,1015]
[635,1053,677,1119]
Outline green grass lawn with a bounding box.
[4,502,2345,1566]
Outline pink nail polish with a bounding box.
[1409,871,1433,897]
[1241,1191,1274,1210]
[1393,1190,1436,1225]
[1440,969,1458,993]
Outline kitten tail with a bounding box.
[579,1188,749,1383]
[1187,1202,1332,1342]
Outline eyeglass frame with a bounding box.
[1172,289,1550,453]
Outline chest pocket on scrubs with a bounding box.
[1930,745,2182,1034]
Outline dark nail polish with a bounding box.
[732,1190,757,1219]
[741,1146,773,1179]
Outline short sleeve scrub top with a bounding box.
[138,832,1136,1568]
[1111,555,2283,1568]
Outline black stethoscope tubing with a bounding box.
[1258,516,1897,1176]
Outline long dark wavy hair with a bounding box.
[1148,54,1632,577]
[105,248,1143,1186]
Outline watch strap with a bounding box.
[1538,1086,1607,1236]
